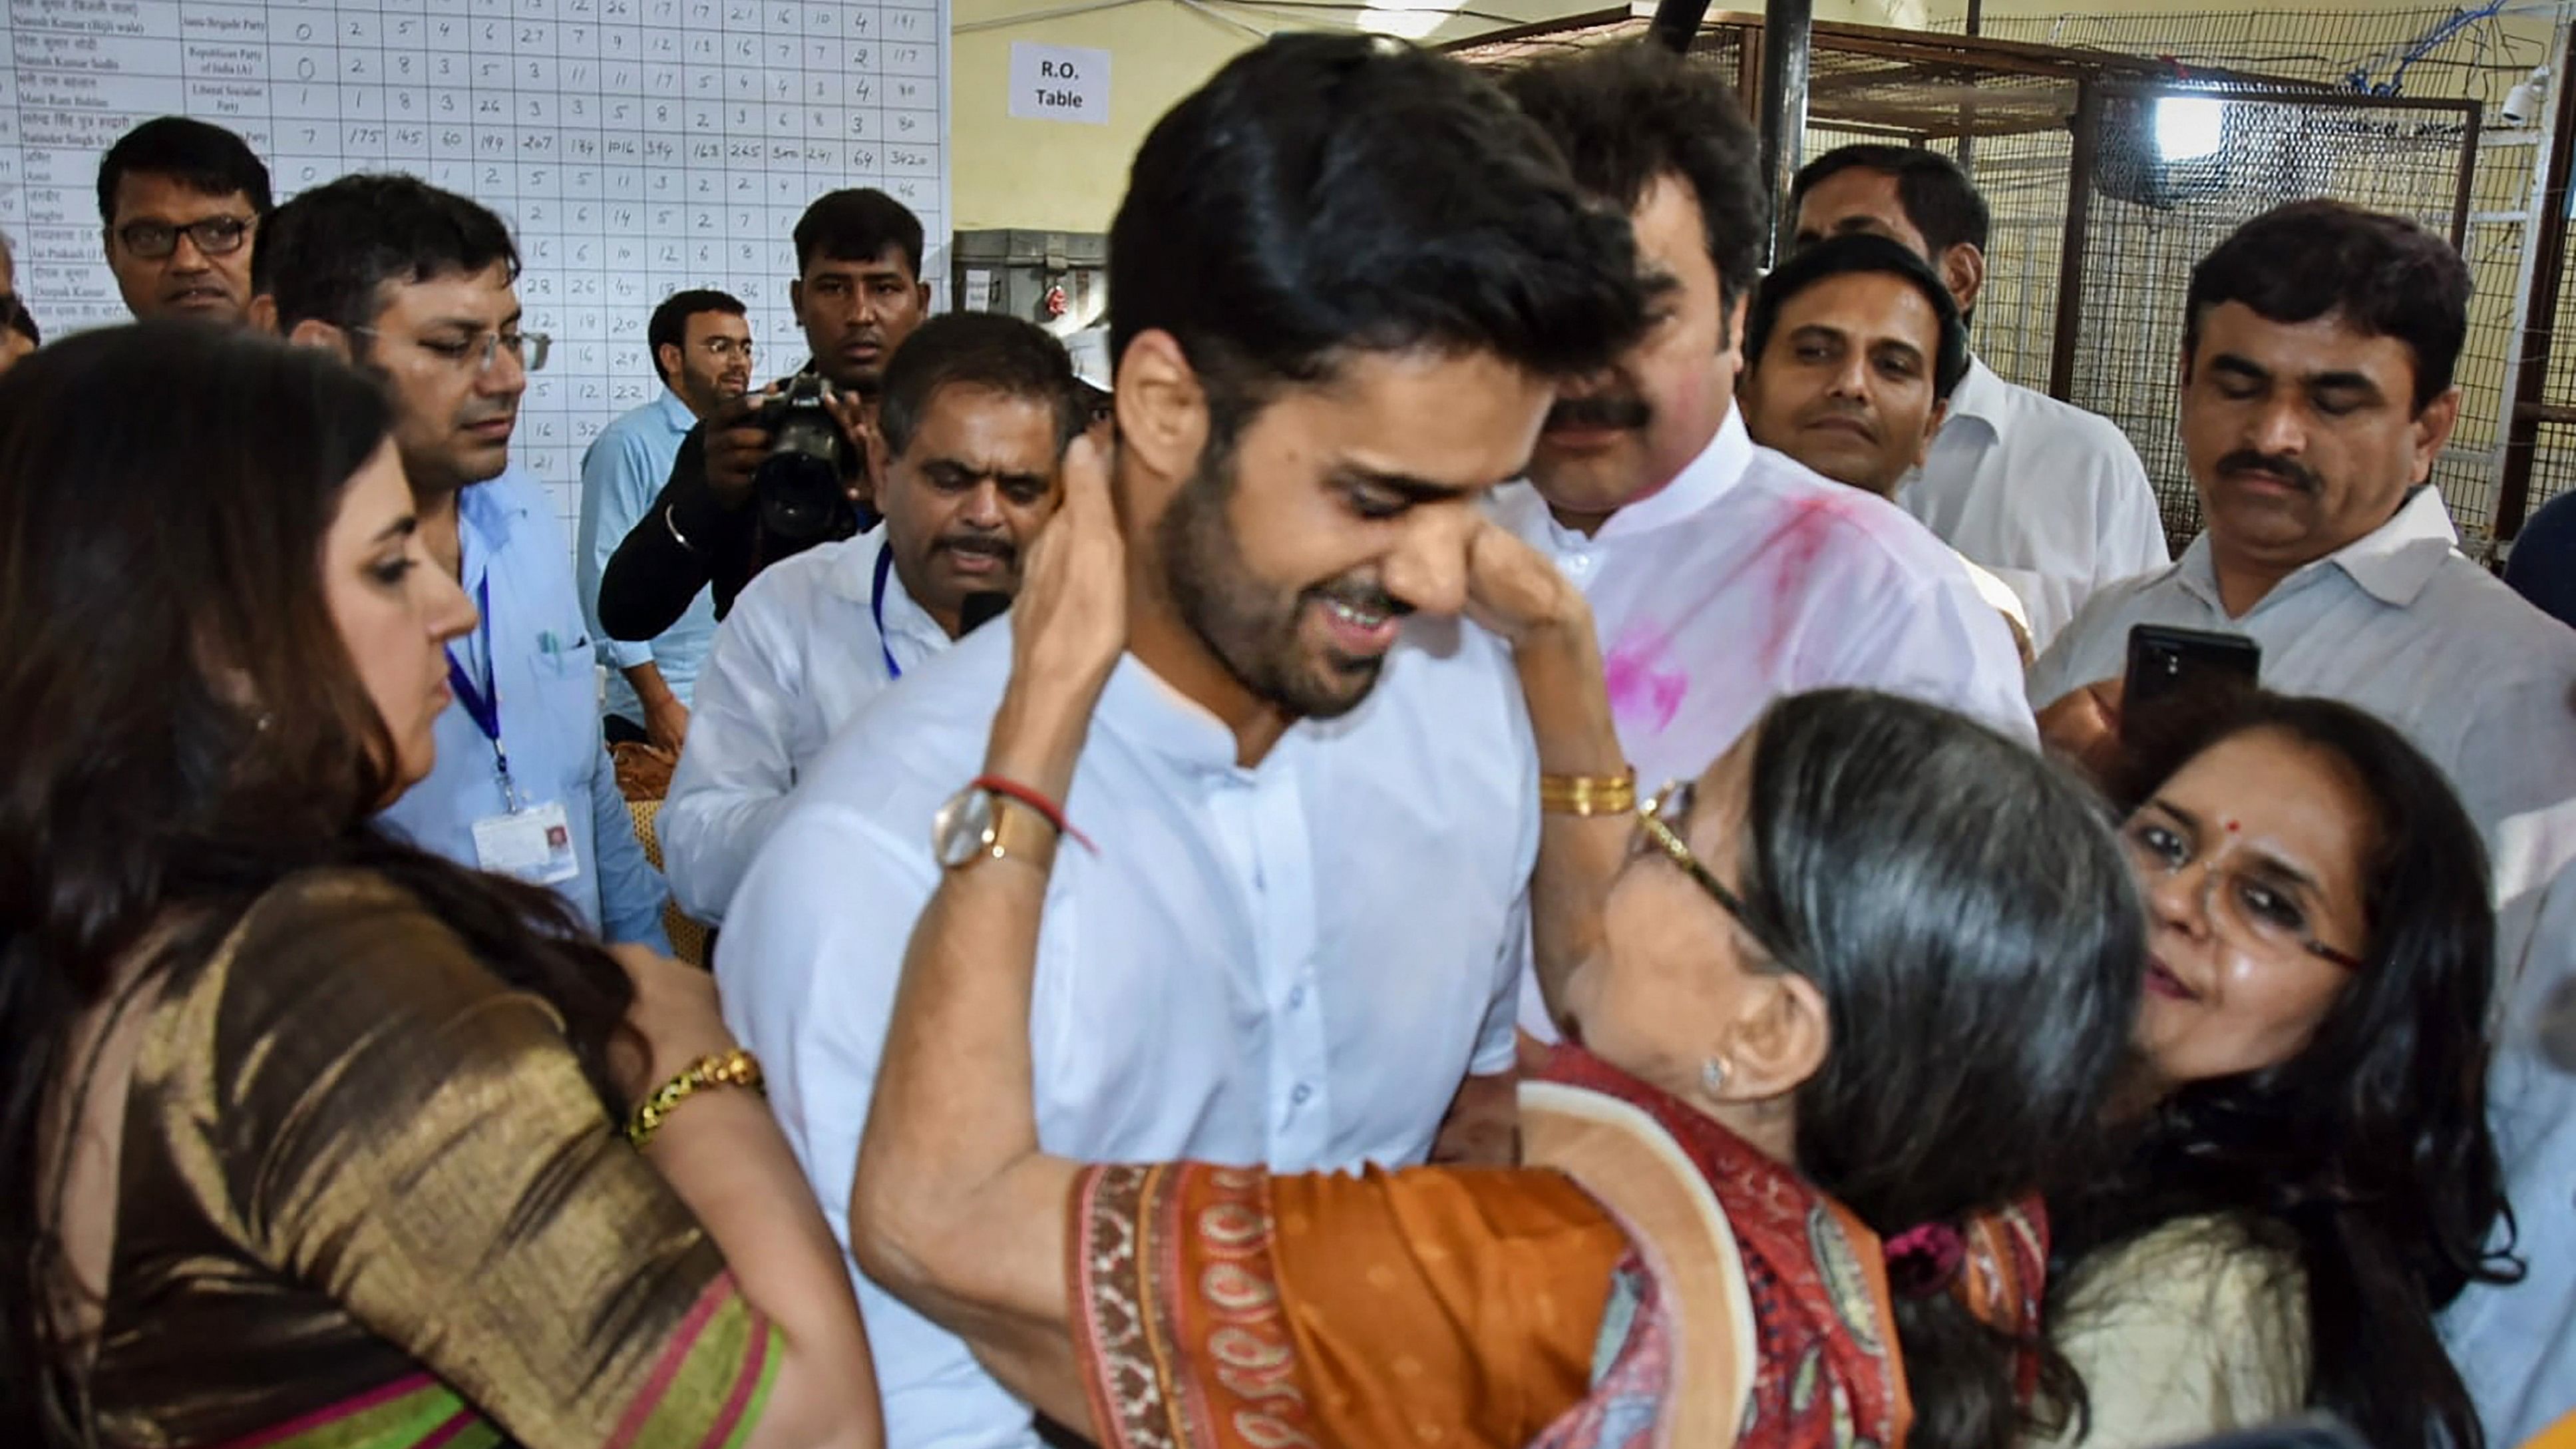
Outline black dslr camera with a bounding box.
[751,374,855,544]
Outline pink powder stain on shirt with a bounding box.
[1758,493,1853,670]
[1604,628,1690,735]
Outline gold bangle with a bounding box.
[1539,767,1636,817]
[627,1048,765,1149]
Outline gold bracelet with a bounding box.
[627,1048,765,1149]
[1538,767,1636,817]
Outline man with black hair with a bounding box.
[252,174,671,952]
[596,188,931,634]
[575,288,753,754]
[1793,144,2166,648]
[716,33,1648,1446]
[1740,234,2034,659]
[98,116,272,325]
[1496,44,2029,806]
[659,311,1075,924]
[2026,202,2576,1442]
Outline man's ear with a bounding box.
[1112,329,1212,500]
[1940,242,1986,318]
[1918,397,1950,467]
[284,317,353,362]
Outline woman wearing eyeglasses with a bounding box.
[2039,692,2517,1449]
[847,443,2146,1449]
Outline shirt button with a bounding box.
[1566,553,1594,576]
[1290,1084,1313,1106]
[1287,986,1306,1009]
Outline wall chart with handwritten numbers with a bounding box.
[1,0,952,536]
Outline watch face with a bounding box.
[932,786,999,869]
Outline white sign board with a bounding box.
[0,0,955,549]
[1008,41,1108,125]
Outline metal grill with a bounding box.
[1448,11,2485,555]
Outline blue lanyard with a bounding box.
[443,574,520,809]
[870,545,902,682]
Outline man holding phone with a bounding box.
[2030,200,2576,1444]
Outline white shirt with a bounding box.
[1495,409,2035,797]
[660,526,950,923]
[1901,357,2171,652]
[2028,487,2576,1441]
[715,614,1537,1449]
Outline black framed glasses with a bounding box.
[114,215,254,260]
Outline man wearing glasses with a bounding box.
[251,173,672,953]
[97,116,272,325]
[577,289,755,755]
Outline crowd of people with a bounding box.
[0,29,2571,1449]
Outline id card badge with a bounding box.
[470,799,581,886]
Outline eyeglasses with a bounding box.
[2121,817,2366,971]
[350,325,551,375]
[1634,779,1795,967]
[114,215,254,260]
[699,337,753,360]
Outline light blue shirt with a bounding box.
[379,465,673,950]
[715,614,1535,1449]
[578,389,716,725]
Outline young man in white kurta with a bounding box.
[714,33,1653,1449]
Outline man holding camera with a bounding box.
[659,311,1079,924]
[596,188,931,636]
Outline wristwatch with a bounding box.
[931,783,1062,871]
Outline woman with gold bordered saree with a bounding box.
[846,439,2145,1449]
[0,327,882,1448]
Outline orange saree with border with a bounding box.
[1064,1046,1979,1449]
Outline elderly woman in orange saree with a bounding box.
[849,447,2142,1449]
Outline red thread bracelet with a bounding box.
[972,774,1097,853]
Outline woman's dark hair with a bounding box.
[2060,690,2515,1449]
[1738,690,2145,1449]
[0,324,636,1444]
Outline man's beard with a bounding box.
[1155,447,1403,722]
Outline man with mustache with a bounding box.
[576,288,756,757]
[714,33,1648,1447]
[659,312,1077,925]
[596,188,932,634]
[252,174,671,950]
[1738,233,2036,660]
[1495,43,2032,810]
[2030,201,2576,1443]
